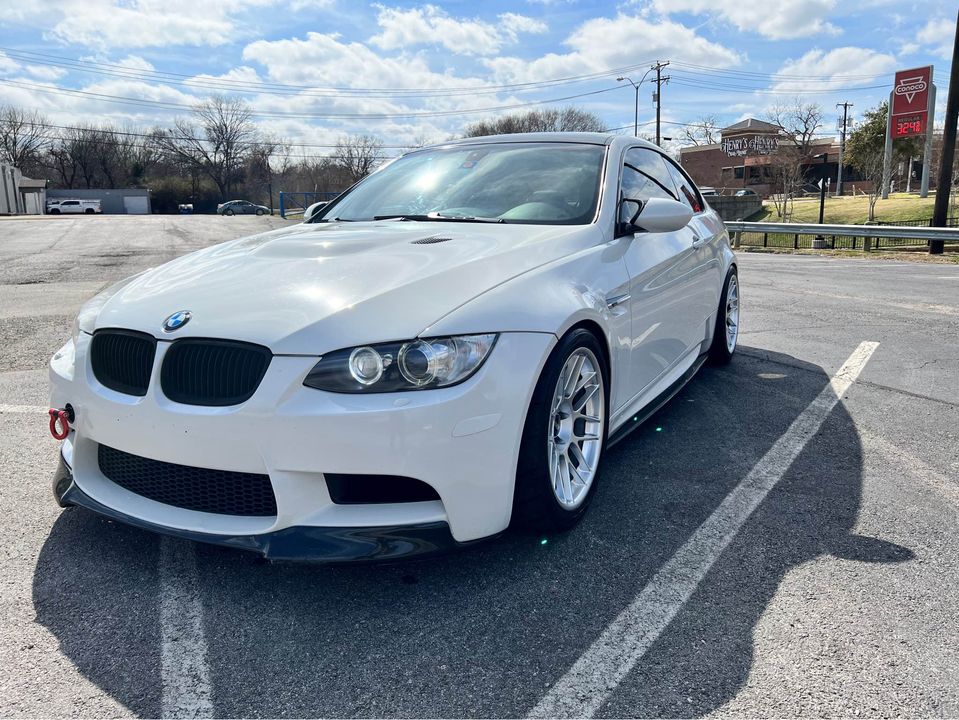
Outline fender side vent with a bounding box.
[410,236,452,245]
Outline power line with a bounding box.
[0,47,660,98]
[0,77,623,119]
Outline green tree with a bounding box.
[845,102,922,220]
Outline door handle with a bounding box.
[692,234,706,247]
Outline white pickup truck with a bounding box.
[47,199,102,215]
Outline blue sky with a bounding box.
[0,0,954,155]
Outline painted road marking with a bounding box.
[0,404,47,414]
[529,341,879,719]
[160,537,214,719]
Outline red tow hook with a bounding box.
[48,405,74,441]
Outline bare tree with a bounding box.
[766,99,823,158]
[763,99,825,219]
[333,135,383,184]
[246,135,289,210]
[157,96,257,199]
[0,106,48,173]
[682,115,721,146]
[463,106,605,137]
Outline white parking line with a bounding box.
[0,404,47,414]
[160,537,214,719]
[529,341,879,719]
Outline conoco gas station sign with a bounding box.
[891,66,933,139]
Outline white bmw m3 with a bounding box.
[49,133,739,562]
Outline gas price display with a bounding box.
[893,114,925,139]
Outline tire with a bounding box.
[224,209,234,216]
[49,208,60,214]
[84,208,95,214]
[256,208,265,216]
[512,328,609,533]
[708,267,740,365]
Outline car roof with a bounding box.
[418,132,661,153]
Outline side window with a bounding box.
[619,148,678,228]
[624,148,677,198]
[619,165,674,226]
[663,159,704,213]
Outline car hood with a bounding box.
[94,220,596,354]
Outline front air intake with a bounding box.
[325,474,440,504]
[98,444,277,517]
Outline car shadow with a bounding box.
[32,346,912,717]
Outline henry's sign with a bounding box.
[891,66,933,139]
[721,134,779,157]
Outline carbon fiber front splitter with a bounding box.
[52,454,461,563]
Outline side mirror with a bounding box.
[628,197,693,234]
[303,201,328,222]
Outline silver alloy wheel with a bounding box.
[548,348,605,510]
[725,274,740,353]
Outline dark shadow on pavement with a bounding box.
[32,346,912,717]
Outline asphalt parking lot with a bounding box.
[1,215,957,718]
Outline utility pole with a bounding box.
[836,101,852,196]
[931,7,959,254]
[652,61,670,147]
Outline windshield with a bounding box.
[313,142,606,225]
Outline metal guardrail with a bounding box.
[724,221,959,251]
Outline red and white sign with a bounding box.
[891,66,933,139]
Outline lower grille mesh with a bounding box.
[98,444,277,517]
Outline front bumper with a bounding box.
[53,455,458,562]
[49,331,555,557]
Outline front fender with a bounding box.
[421,238,633,407]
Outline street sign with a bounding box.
[891,66,933,139]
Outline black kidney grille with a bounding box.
[90,330,157,396]
[98,444,277,517]
[161,339,272,406]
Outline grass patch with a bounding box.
[761,193,948,225]
[739,247,959,263]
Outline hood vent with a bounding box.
[410,235,452,245]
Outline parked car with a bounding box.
[50,133,738,563]
[47,199,102,215]
[217,200,270,216]
[734,189,758,197]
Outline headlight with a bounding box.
[304,334,497,393]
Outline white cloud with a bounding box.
[917,17,956,60]
[652,0,840,40]
[23,65,68,81]
[770,47,897,94]
[369,5,546,56]
[0,52,22,77]
[485,14,740,83]
[3,0,280,49]
[499,13,548,35]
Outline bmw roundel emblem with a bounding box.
[162,310,192,333]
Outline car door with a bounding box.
[241,201,255,215]
[60,200,80,214]
[662,158,724,336]
[619,147,704,400]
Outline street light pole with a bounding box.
[618,69,655,138]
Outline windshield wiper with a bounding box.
[372,212,506,223]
